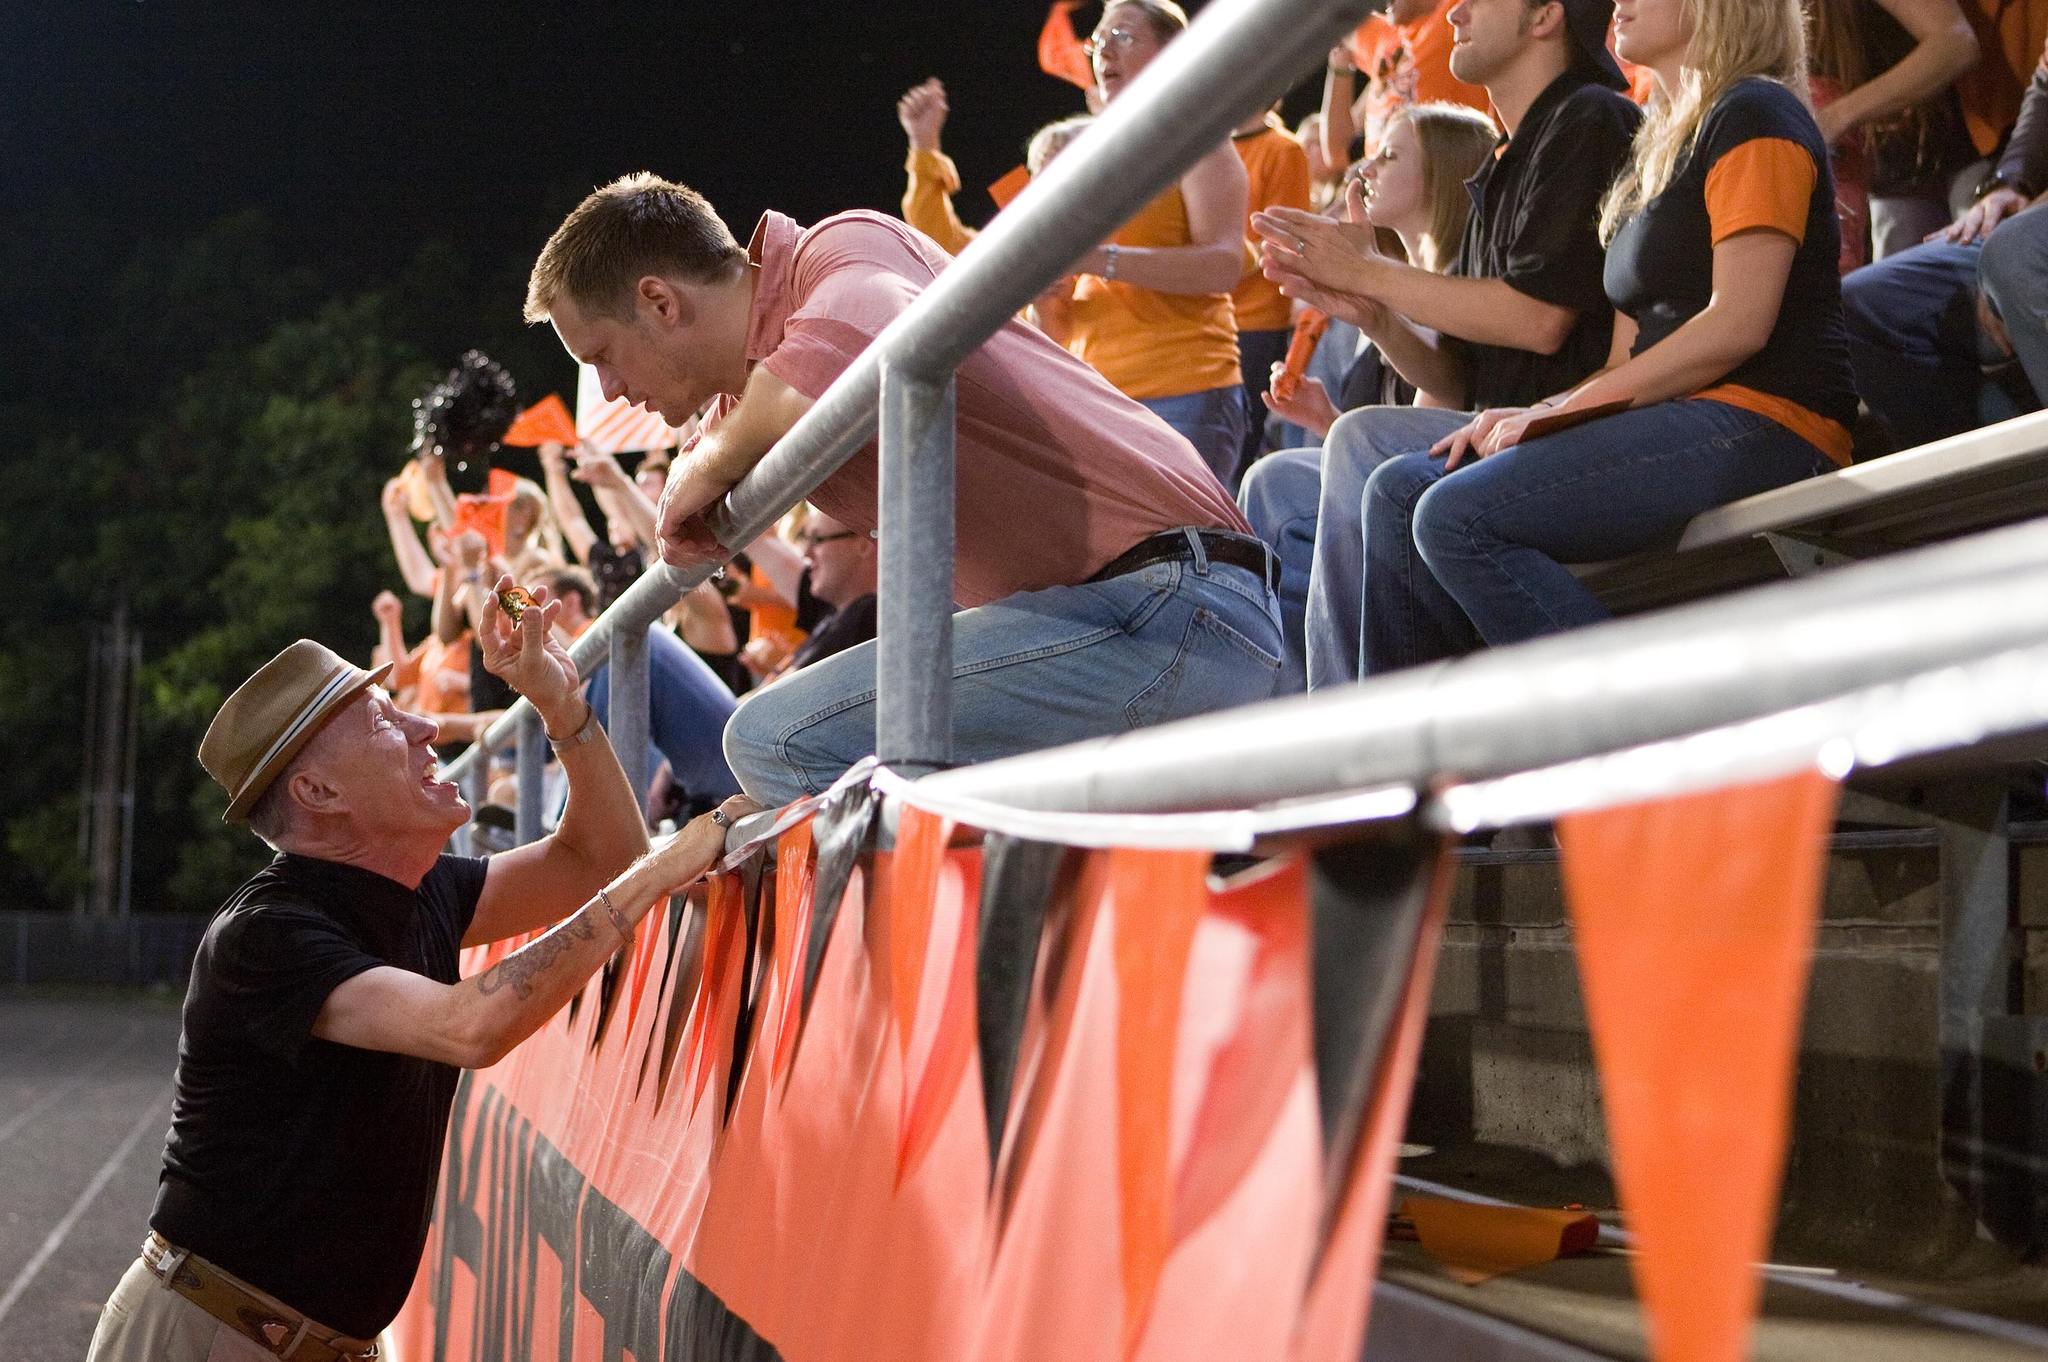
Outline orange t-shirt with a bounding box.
[1232,117,1314,332]
[1068,186,1243,401]
[392,633,472,717]
[746,563,807,658]
[1959,0,2048,156]
[1348,0,1492,155]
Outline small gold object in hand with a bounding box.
[497,585,534,624]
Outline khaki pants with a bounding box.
[87,1257,277,1361]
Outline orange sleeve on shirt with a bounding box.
[1703,138,1816,245]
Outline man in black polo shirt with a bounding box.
[1245,0,1640,687]
[89,586,751,1361]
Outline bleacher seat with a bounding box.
[1580,409,2048,615]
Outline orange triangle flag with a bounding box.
[501,393,578,447]
[988,166,1032,211]
[1559,768,1839,1362]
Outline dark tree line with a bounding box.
[0,209,574,914]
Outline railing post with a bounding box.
[610,624,651,824]
[515,708,546,846]
[876,362,956,774]
[460,753,491,855]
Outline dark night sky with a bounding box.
[8,3,1110,299]
[3,1,1317,405]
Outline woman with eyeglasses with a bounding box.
[1028,0,1254,489]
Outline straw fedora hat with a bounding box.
[200,640,393,823]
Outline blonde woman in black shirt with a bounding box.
[1356,0,1858,671]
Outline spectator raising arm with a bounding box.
[315,580,752,1070]
[570,445,662,549]
[371,591,409,675]
[898,79,977,256]
[381,476,442,598]
[433,531,487,646]
[537,441,599,564]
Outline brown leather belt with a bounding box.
[141,1233,378,1361]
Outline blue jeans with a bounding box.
[722,539,1283,806]
[1842,234,2038,450]
[1141,385,1250,490]
[586,625,742,810]
[1237,446,1319,694]
[1981,204,2048,407]
[1362,400,1836,672]
[1305,406,1473,688]
[1237,327,1292,476]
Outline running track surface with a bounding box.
[0,991,182,1361]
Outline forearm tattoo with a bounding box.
[476,907,602,1001]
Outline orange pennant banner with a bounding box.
[1559,768,1840,1362]
[387,797,1452,1362]
[501,393,579,447]
[987,165,1032,211]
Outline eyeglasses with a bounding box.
[1081,26,1140,59]
[797,529,876,549]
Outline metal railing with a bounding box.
[440,0,1378,826]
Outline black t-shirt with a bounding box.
[1448,75,1643,409]
[587,539,646,612]
[788,593,878,672]
[151,852,488,1338]
[1604,77,1859,433]
[468,640,516,714]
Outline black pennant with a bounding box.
[796,780,883,1036]
[1306,830,1445,1262]
[974,836,1070,1183]
[723,852,771,1125]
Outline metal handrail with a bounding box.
[916,515,2048,816]
[440,0,1374,807]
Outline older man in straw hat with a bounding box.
[89,577,754,1362]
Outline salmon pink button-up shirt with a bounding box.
[738,210,1250,609]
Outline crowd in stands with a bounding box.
[370,435,879,840]
[367,0,2047,829]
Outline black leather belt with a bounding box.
[1089,529,1278,593]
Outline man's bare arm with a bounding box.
[656,368,818,566]
[312,803,747,1068]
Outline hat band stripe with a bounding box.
[239,669,361,800]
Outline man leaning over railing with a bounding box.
[522,174,1285,806]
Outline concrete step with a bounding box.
[1399,810,2048,1352]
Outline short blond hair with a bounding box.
[1106,0,1190,41]
[524,172,748,324]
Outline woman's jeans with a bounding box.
[723,539,1283,806]
[1361,400,1837,674]
[1140,384,1251,490]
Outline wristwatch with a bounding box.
[1973,169,2035,202]
[547,701,600,749]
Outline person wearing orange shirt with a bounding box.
[1030,0,1253,486]
[895,77,1091,257]
[1230,106,1314,478]
[1321,0,1493,169]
